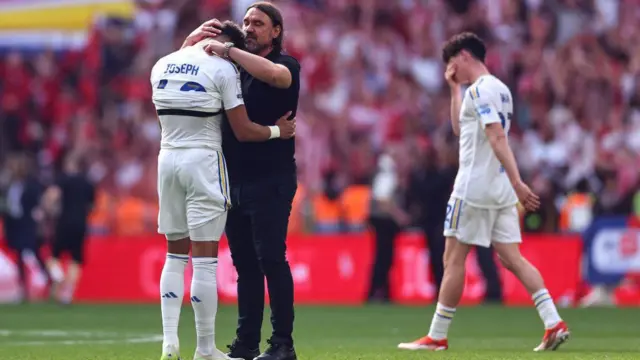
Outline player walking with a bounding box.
[151,21,295,360]
[398,32,569,352]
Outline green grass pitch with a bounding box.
[0,304,639,359]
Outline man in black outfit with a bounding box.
[182,4,300,360]
[0,153,50,302]
[44,155,95,305]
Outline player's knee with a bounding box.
[443,246,467,270]
[496,250,524,273]
[497,254,514,271]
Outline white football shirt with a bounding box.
[150,46,244,150]
[451,74,518,209]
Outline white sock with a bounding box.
[532,288,562,329]
[160,253,188,347]
[191,257,218,356]
[427,303,456,340]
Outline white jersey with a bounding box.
[451,74,518,209]
[150,46,244,151]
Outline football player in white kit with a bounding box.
[398,33,570,352]
[150,21,295,360]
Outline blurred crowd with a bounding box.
[1,0,639,235]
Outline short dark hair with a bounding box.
[219,20,246,51]
[247,1,284,52]
[441,32,486,64]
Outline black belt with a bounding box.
[156,109,222,117]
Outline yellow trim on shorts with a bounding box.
[450,198,462,230]
[216,151,230,210]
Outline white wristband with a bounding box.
[268,126,280,139]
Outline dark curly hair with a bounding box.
[218,20,247,51]
[441,32,486,64]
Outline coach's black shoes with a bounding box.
[253,339,297,360]
[226,339,260,360]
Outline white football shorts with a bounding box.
[442,197,521,248]
[157,148,230,241]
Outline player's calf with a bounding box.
[493,242,567,340]
[399,238,469,350]
[191,239,221,358]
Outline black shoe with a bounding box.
[254,339,296,360]
[226,339,260,360]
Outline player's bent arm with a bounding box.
[225,105,278,142]
[485,123,524,186]
[450,88,463,136]
[227,47,292,89]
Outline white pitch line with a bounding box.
[0,329,162,346]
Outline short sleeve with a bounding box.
[276,55,301,78]
[216,64,244,111]
[469,83,501,129]
[150,59,164,86]
[276,55,300,95]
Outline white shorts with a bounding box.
[443,197,521,248]
[157,148,230,241]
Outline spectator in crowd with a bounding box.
[43,154,95,305]
[367,144,410,303]
[0,0,638,238]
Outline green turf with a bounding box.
[0,304,638,359]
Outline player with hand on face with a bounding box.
[397,32,570,352]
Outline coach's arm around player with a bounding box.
[226,107,295,142]
[183,19,294,89]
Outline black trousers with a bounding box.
[226,174,297,348]
[367,217,400,301]
[475,246,503,302]
[8,234,50,295]
[52,222,88,264]
[423,224,446,294]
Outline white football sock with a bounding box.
[427,303,456,340]
[160,253,188,347]
[191,257,218,356]
[532,289,562,329]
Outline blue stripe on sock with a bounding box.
[533,291,549,303]
[167,254,189,260]
[436,313,453,320]
[535,298,551,308]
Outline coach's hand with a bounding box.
[514,181,540,212]
[182,19,222,48]
[275,111,296,139]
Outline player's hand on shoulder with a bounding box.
[514,181,540,212]
[184,19,222,47]
[275,111,295,139]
